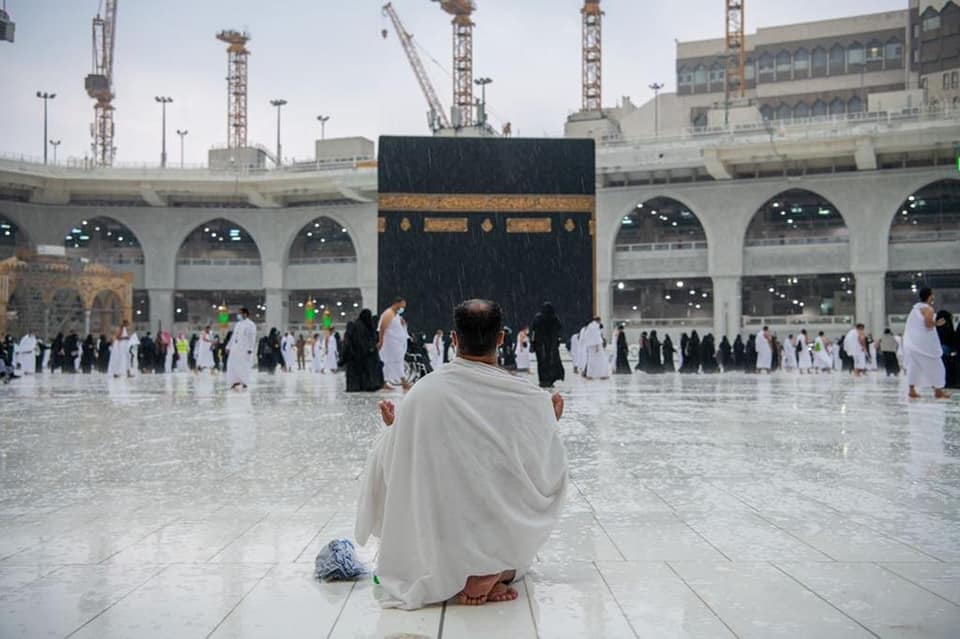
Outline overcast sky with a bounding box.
[1,0,906,165]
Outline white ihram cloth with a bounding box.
[781,339,797,369]
[581,321,610,379]
[814,337,832,369]
[516,331,531,371]
[195,333,215,369]
[311,338,323,373]
[431,336,444,370]
[18,335,36,374]
[797,334,813,369]
[868,342,879,371]
[108,328,130,377]
[226,318,257,386]
[282,335,296,370]
[756,332,772,369]
[570,334,580,370]
[903,302,945,388]
[323,334,338,372]
[844,329,867,370]
[356,358,568,610]
[380,312,408,383]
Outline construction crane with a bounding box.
[85,0,118,166]
[434,0,476,127]
[581,0,602,112]
[216,29,251,149]
[382,3,451,131]
[725,1,746,100]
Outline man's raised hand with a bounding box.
[379,400,396,426]
[551,393,564,421]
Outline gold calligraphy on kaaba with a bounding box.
[400,217,412,232]
[506,218,552,233]
[481,218,494,233]
[564,218,576,232]
[424,218,469,233]
[377,217,386,233]
[379,193,594,213]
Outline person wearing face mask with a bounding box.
[378,297,409,387]
[226,308,257,390]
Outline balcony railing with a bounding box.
[176,258,262,266]
[744,236,849,247]
[615,241,708,252]
[288,256,358,265]
[613,317,713,328]
[888,229,960,243]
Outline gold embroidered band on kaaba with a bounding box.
[379,193,594,213]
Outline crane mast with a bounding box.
[436,0,476,127]
[581,0,602,112]
[85,0,118,166]
[217,29,251,149]
[725,0,746,100]
[382,3,451,131]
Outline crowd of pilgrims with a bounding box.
[2,303,958,392]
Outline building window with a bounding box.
[922,10,941,32]
[829,44,845,75]
[812,47,827,71]
[760,105,774,121]
[848,96,863,113]
[759,52,774,80]
[709,63,724,84]
[829,97,846,115]
[866,41,882,63]
[847,43,865,67]
[920,77,927,90]
[954,96,959,108]
[776,103,792,120]
[776,51,792,72]
[678,66,693,89]
[953,72,959,89]
[884,39,901,63]
[692,113,707,128]
[694,64,706,87]
[794,48,810,72]
[744,58,755,80]
[794,102,810,118]
[812,100,827,117]
[945,73,951,90]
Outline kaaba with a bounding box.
[377,136,595,337]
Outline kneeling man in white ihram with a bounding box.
[356,299,568,609]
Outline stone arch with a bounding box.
[615,196,708,252]
[744,188,848,246]
[176,218,262,262]
[0,213,28,259]
[888,178,960,243]
[287,215,358,263]
[63,216,144,265]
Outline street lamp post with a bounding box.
[36,91,56,164]
[316,115,330,140]
[474,77,492,126]
[648,82,664,137]
[176,129,188,168]
[270,99,287,167]
[49,139,61,164]
[155,96,173,168]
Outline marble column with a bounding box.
[597,277,613,325]
[854,271,886,336]
[265,288,287,330]
[712,275,742,338]
[148,288,175,333]
[360,285,378,314]
[83,309,92,336]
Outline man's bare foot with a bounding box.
[486,582,519,603]
[909,386,921,399]
[456,573,501,606]
[935,389,952,400]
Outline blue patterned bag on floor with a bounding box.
[314,539,366,581]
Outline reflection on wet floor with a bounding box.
[0,370,958,638]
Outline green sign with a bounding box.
[218,310,230,325]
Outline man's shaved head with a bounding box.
[453,299,504,357]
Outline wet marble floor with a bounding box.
[0,368,958,638]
